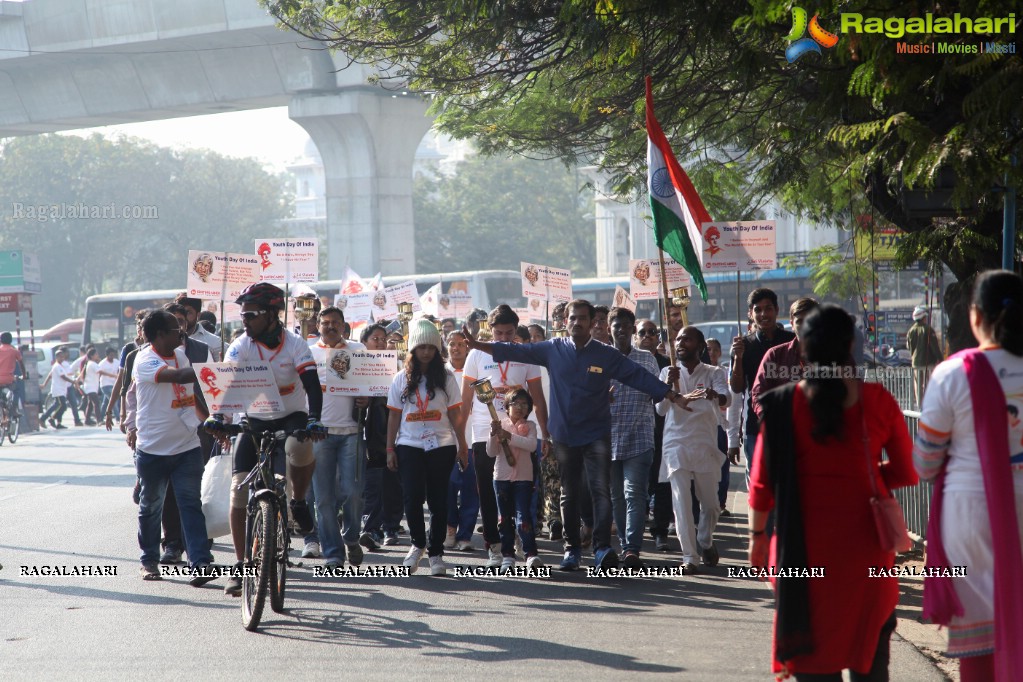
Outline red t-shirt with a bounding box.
[0,344,23,385]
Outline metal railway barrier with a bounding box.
[866,367,933,544]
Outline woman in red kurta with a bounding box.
[748,305,918,680]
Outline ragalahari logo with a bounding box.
[785,7,839,62]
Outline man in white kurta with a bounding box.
[656,326,730,574]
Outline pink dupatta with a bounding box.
[924,349,1023,679]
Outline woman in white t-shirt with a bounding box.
[386,320,468,576]
[915,270,1023,681]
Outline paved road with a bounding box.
[1,428,946,680]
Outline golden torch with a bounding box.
[671,286,691,327]
[470,378,515,467]
[293,295,318,339]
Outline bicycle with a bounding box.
[220,419,310,631]
[0,378,21,445]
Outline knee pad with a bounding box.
[286,436,314,467]
[230,472,248,509]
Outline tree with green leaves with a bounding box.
[267,0,1021,349]
[414,154,595,275]
[0,134,290,325]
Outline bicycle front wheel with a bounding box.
[8,405,19,443]
[270,504,288,613]
[241,498,275,631]
[0,405,8,446]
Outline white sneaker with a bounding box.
[455,540,474,552]
[302,541,321,558]
[443,527,456,549]
[403,546,426,574]
[500,556,515,574]
[485,545,502,568]
[429,555,447,576]
[526,555,544,570]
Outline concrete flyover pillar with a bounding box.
[289,89,433,279]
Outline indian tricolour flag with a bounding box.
[645,76,710,300]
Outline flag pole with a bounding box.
[657,249,679,383]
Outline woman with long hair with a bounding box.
[915,269,1023,682]
[748,304,917,680]
[386,320,469,575]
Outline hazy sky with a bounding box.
[65,107,312,172]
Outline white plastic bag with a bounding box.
[201,448,232,539]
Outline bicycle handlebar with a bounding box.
[208,419,310,442]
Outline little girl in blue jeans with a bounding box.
[487,388,543,572]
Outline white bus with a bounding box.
[83,270,525,349]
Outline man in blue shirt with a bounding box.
[463,299,687,571]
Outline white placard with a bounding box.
[629,258,692,301]
[194,362,284,414]
[520,261,572,302]
[324,349,399,397]
[255,238,319,283]
[371,281,421,320]
[437,292,472,320]
[187,251,262,301]
[334,292,373,324]
[202,299,242,325]
[612,285,637,313]
[700,220,777,271]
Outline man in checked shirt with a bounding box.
[608,307,665,569]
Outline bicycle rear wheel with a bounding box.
[270,504,288,613]
[241,498,275,631]
[8,404,19,443]
[0,405,8,446]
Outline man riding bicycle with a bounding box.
[0,332,23,430]
[206,282,325,597]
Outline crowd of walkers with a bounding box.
[19,268,1023,681]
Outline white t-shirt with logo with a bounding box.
[387,371,462,450]
[98,358,119,388]
[920,349,1023,493]
[83,360,100,393]
[225,329,316,419]
[132,346,201,456]
[310,339,366,429]
[462,349,541,443]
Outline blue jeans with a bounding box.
[554,436,612,552]
[447,454,479,542]
[744,433,775,537]
[312,433,363,561]
[136,447,212,568]
[611,449,653,553]
[717,426,729,507]
[494,479,538,557]
[100,384,118,417]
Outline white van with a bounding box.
[25,342,81,388]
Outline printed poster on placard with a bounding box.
[700,221,777,271]
[525,298,548,322]
[324,349,399,397]
[202,299,242,325]
[194,363,284,414]
[437,292,472,320]
[629,258,692,301]
[255,238,319,283]
[521,262,572,302]
[369,281,421,320]
[334,292,372,324]
[187,251,261,300]
[612,286,637,313]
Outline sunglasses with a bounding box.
[637,329,659,337]
[240,310,267,321]
[164,327,186,338]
